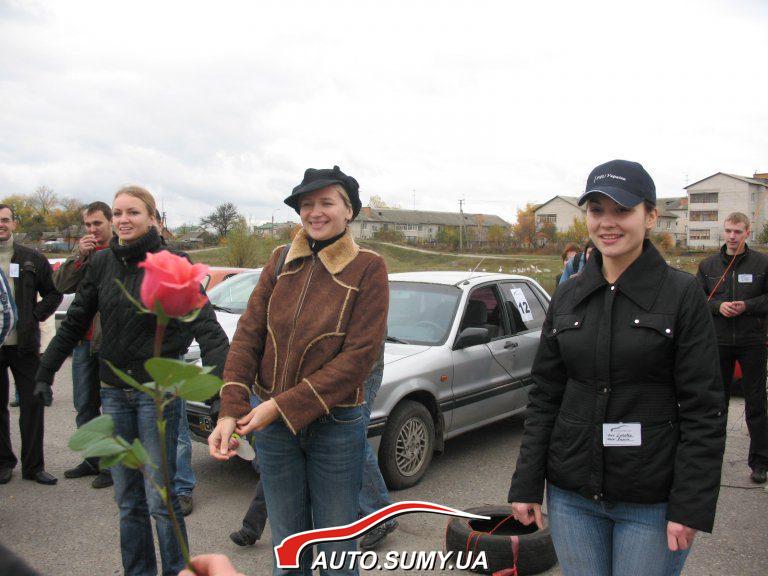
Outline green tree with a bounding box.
[436,226,459,250]
[487,225,507,248]
[372,228,405,243]
[226,223,259,267]
[560,216,589,245]
[1,193,36,224]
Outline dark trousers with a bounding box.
[240,477,267,540]
[719,344,768,470]
[0,346,45,475]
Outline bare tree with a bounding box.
[32,185,58,216]
[200,202,242,238]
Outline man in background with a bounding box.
[54,201,114,489]
[696,212,768,484]
[0,204,62,485]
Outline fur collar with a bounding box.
[285,228,360,275]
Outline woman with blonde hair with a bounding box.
[37,186,229,576]
[209,166,389,576]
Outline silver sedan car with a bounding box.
[186,270,550,489]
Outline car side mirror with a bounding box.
[454,327,490,349]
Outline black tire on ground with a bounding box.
[445,505,557,575]
[379,400,435,490]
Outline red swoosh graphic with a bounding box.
[274,500,490,568]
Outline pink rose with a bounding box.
[139,251,209,318]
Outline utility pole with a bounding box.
[458,199,465,252]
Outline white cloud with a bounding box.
[0,0,766,227]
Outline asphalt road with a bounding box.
[1,321,767,575]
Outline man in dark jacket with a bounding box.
[53,201,114,489]
[696,212,768,484]
[0,204,63,485]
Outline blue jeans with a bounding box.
[174,400,196,497]
[101,387,188,576]
[255,404,366,576]
[72,341,101,429]
[358,365,393,523]
[546,484,690,576]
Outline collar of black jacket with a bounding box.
[571,239,668,311]
[109,226,163,263]
[719,242,750,264]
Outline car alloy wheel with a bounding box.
[380,400,435,490]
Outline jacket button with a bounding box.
[593,495,600,501]
[602,387,609,393]
[552,328,557,333]
[634,319,640,324]
[610,285,615,291]
[665,328,671,334]
[574,321,579,326]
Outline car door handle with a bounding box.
[504,341,518,349]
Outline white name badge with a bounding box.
[738,274,753,283]
[9,263,19,278]
[602,423,641,447]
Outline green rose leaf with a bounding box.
[145,358,203,390]
[178,374,223,402]
[106,360,158,398]
[68,415,115,451]
[83,438,127,458]
[130,439,150,467]
[121,451,143,470]
[99,452,126,470]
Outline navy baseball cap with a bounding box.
[577,159,656,207]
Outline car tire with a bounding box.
[445,505,557,575]
[379,400,435,490]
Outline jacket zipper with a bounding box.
[278,255,316,393]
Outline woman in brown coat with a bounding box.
[209,166,389,576]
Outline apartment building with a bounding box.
[349,207,510,243]
[685,172,768,248]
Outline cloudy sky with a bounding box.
[1,0,766,228]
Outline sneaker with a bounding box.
[92,469,113,489]
[360,520,398,550]
[64,461,98,479]
[750,466,767,484]
[230,528,258,547]
[178,494,194,516]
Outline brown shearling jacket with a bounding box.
[220,229,389,433]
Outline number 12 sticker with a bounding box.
[510,288,534,322]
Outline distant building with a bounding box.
[253,221,296,238]
[349,207,511,243]
[173,227,217,249]
[685,172,768,248]
[534,196,582,233]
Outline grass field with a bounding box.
[187,239,716,296]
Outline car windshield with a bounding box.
[206,271,261,314]
[387,282,462,345]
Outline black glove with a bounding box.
[33,381,53,407]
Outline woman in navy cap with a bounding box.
[508,160,726,575]
[208,166,389,576]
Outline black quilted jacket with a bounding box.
[508,241,726,533]
[37,228,229,388]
